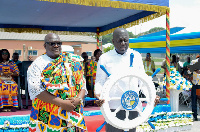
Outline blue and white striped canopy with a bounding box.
[129,32,200,53]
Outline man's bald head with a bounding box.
[44,33,61,43]
[112,28,129,55]
[44,33,62,59]
[113,28,129,39]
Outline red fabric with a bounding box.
[84,115,105,132]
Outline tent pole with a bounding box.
[166,11,170,104]
[101,36,103,50]
[97,27,100,49]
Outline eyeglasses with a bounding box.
[2,53,8,55]
[45,42,62,47]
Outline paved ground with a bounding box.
[155,62,163,65]
[179,104,200,132]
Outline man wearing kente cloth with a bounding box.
[27,33,88,132]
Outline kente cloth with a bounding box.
[29,52,87,132]
[0,61,19,108]
[86,60,97,86]
[82,60,89,78]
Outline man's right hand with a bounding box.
[95,94,105,107]
[95,99,105,107]
[60,99,76,112]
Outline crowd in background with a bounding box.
[0,46,199,118]
[144,52,200,121]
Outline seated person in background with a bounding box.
[182,56,191,80]
[183,56,191,68]
[0,49,19,112]
[170,55,181,74]
[11,52,21,65]
[143,53,155,76]
[86,49,102,98]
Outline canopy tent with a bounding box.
[0,0,169,37]
[129,32,200,53]
[0,0,172,104]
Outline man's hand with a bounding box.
[70,97,81,107]
[96,99,105,107]
[0,72,13,77]
[60,99,76,112]
[5,72,13,77]
[95,94,105,107]
[154,95,160,107]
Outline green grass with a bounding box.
[142,57,165,62]
[153,58,165,62]
[154,58,164,74]
[155,65,164,74]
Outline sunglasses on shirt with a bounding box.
[45,42,62,47]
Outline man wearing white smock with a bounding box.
[95,28,159,132]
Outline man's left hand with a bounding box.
[154,95,160,107]
[71,97,81,107]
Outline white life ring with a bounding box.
[100,69,156,131]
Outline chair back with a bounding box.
[21,61,33,77]
[17,62,23,75]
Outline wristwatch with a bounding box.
[77,97,83,104]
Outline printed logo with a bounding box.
[121,90,139,110]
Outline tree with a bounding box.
[101,32,137,45]
[102,34,113,45]
[128,31,137,38]
[137,27,165,37]
[148,27,165,33]
[103,45,114,53]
